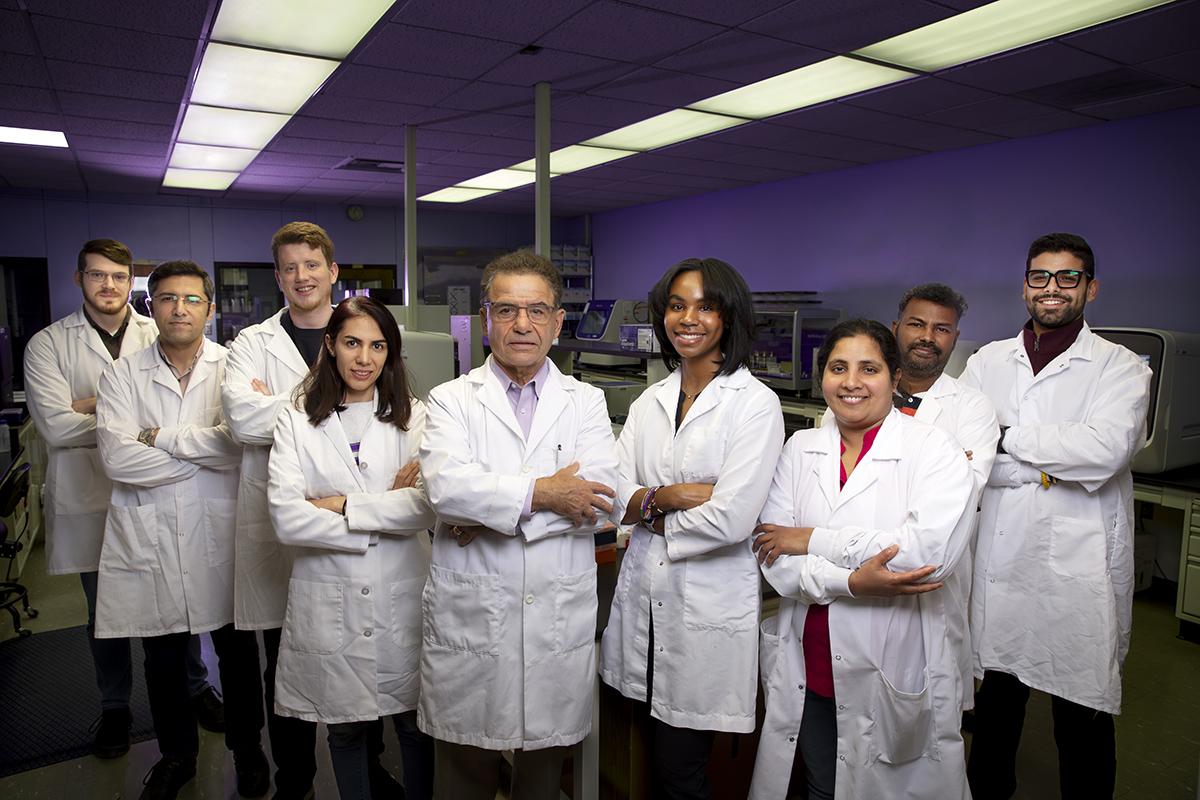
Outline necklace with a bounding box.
[681,386,703,400]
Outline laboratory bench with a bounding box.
[1131,463,1200,639]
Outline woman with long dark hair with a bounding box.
[599,258,785,799]
[267,296,436,800]
[749,319,974,800]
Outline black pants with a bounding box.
[142,624,263,758]
[645,606,718,800]
[967,670,1116,800]
[262,626,386,793]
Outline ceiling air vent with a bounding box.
[336,158,405,173]
[1019,67,1178,109]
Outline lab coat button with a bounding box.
[659,561,664,566]
[834,654,841,660]
[359,461,368,470]
[789,736,795,742]
[657,601,663,607]
[522,464,531,473]
[364,629,372,637]
[659,646,664,652]
[798,683,804,690]
[525,594,535,604]
[362,587,370,595]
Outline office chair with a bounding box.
[1,462,38,639]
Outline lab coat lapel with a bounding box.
[525,363,568,454]
[654,370,683,426]
[837,411,902,509]
[913,392,943,426]
[319,411,366,491]
[267,316,310,380]
[148,347,184,398]
[807,423,840,511]
[476,358,525,442]
[72,309,115,363]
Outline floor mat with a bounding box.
[0,625,155,777]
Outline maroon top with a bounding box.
[1022,317,1084,376]
[803,422,883,698]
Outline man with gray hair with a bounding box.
[418,251,618,800]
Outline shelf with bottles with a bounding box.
[517,244,593,338]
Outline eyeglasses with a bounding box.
[1025,269,1091,289]
[483,303,557,325]
[152,293,208,308]
[81,270,131,286]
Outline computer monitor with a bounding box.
[751,308,844,395]
[1092,327,1200,474]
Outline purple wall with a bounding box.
[591,105,1200,344]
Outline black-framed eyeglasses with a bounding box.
[483,302,557,325]
[1025,269,1091,289]
[80,269,131,286]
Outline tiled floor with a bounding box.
[3,535,1199,799]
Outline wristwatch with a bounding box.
[137,427,160,447]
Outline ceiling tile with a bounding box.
[68,135,168,156]
[492,117,611,147]
[356,24,520,80]
[939,43,1119,95]
[28,0,209,37]
[60,115,170,141]
[672,160,758,179]
[242,164,328,179]
[427,151,516,169]
[770,131,892,158]
[550,94,673,127]
[589,67,741,107]
[45,60,185,103]
[577,164,659,182]
[480,48,637,92]
[0,8,36,55]
[919,96,1063,129]
[76,150,162,168]
[302,95,426,126]
[534,1,725,65]
[462,136,535,158]
[254,152,344,169]
[1139,50,1200,86]
[56,92,178,125]
[284,116,392,144]
[703,122,803,148]
[266,136,364,157]
[435,80,540,114]
[901,129,1003,152]
[546,174,616,190]
[771,102,904,132]
[30,16,195,74]
[0,52,52,88]
[657,138,751,160]
[619,0,796,27]
[1074,85,1200,120]
[723,149,855,172]
[731,166,806,183]
[849,117,966,145]
[978,111,1097,139]
[324,64,468,106]
[633,172,751,191]
[1063,0,1200,64]
[392,0,593,44]
[844,143,927,164]
[414,111,527,137]
[841,76,995,116]
[653,28,827,84]
[0,83,57,113]
[615,152,706,173]
[742,0,954,53]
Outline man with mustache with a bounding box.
[890,283,999,717]
[962,233,1152,800]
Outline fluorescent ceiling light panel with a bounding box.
[459,169,538,190]
[584,109,747,151]
[191,43,338,115]
[163,168,240,191]
[419,187,501,203]
[511,144,638,173]
[690,57,916,119]
[0,125,68,147]
[854,0,1174,72]
[211,0,396,59]
[178,105,290,149]
[169,143,260,172]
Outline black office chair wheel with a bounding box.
[26,607,38,618]
[17,627,31,638]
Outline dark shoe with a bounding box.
[368,757,406,800]
[91,706,132,759]
[234,744,271,798]
[192,685,226,733]
[140,756,197,800]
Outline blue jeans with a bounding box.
[80,571,209,708]
[328,711,433,800]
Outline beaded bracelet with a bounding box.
[640,486,662,527]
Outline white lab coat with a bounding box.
[417,357,618,750]
[23,306,157,574]
[962,323,1150,714]
[93,341,243,637]
[750,410,973,800]
[267,397,436,724]
[221,309,310,630]
[598,366,784,733]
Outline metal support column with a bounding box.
[404,124,418,307]
[534,81,551,257]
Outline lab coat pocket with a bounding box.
[682,555,757,632]
[554,567,598,654]
[202,497,237,567]
[101,504,161,573]
[1049,515,1108,583]
[681,420,728,483]
[422,564,501,656]
[758,616,781,697]
[52,448,109,515]
[284,579,344,655]
[389,575,427,648]
[869,669,937,765]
